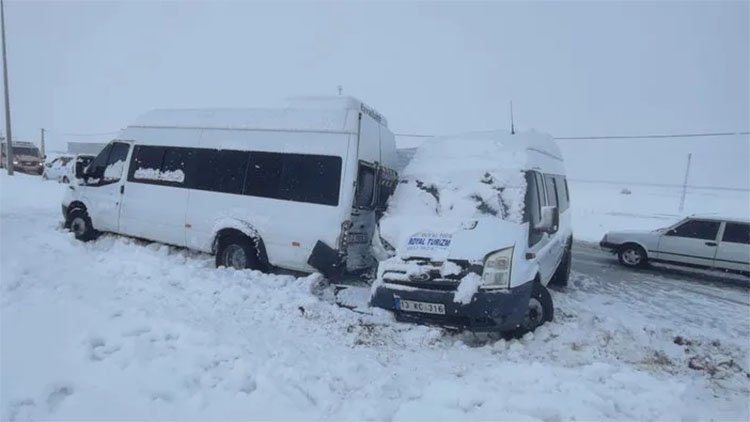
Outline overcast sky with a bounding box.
[3,0,749,152]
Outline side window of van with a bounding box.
[194,149,250,194]
[86,142,129,185]
[278,154,342,206]
[128,146,191,185]
[544,174,558,208]
[85,143,113,179]
[129,145,166,181]
[244,152,342,206]
[245,151,283,199]
[525,171,544,246]
[554,175,569,212]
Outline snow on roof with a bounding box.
[129,96,386,133]
[379,130,563,246]
[403,130,562,178]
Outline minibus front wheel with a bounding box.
[511,282,554,337]
[66,208,96,242]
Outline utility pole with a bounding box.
[510,100,515,135]
[1,0,13,175]
[678,153,692,213]
[40,128,45,159]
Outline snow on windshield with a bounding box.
[380,131,535,245]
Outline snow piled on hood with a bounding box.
[380,130,539,246]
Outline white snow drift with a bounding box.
[1,173,748,421]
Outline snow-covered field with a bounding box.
[2,173,749,421]
[570,181,750,242]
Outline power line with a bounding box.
[395,130,750,140]
[52,130,121,137]
[555,131,750,140]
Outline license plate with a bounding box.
[396,298,446,315]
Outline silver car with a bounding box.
[600,215,750,276]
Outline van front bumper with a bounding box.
[370,281,534,332]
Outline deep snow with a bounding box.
[1,173,749,421]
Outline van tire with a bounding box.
[549,246,571,287]
[67,208,96,242]
[511,282,554,337]
[618,244,648,268]
[216,232,260,271]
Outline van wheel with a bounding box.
[67,209,96,242]
[549,246,571,287]
[216,233,260,271]
[512,283,554,337]
[618,244,648,268]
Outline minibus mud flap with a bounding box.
[308,240,343,279]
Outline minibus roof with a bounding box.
[129,96,386,135]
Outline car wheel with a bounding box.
[511,283,554,337]
[550,246,571,287]
[618,244,648,268]
[62,176,69,184]
[215,232,260,270]
[67,209,96,242]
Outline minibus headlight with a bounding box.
[481,247,513,289]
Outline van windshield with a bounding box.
[13,147,39,157]
[380,132,533,245]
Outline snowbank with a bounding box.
[1,173,748,420]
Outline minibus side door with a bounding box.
[80,141,130,233]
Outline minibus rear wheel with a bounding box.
[216,232,260,271]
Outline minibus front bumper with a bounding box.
[370,281,534,332]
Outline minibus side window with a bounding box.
[278,154,341,206]
[554,175,569,212]
[85,143,113,181]
[85,142,129,186]
[194,149,249,194]
[544,174,558,209]
[245,151,283,199]
[244,152,342,206]
[525,171,544,246]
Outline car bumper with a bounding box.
[370,280,534,332]
[15,164,43,174]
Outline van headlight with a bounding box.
[481,247,513,289]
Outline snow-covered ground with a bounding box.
[1,173,749,421]
[570,181,750,242]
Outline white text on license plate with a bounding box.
[397,299,446,315]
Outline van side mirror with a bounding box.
[535,206,559,234]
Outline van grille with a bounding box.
[381,258,482,291]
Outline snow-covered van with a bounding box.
[62,97,399,277]
[370,130,572,334]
